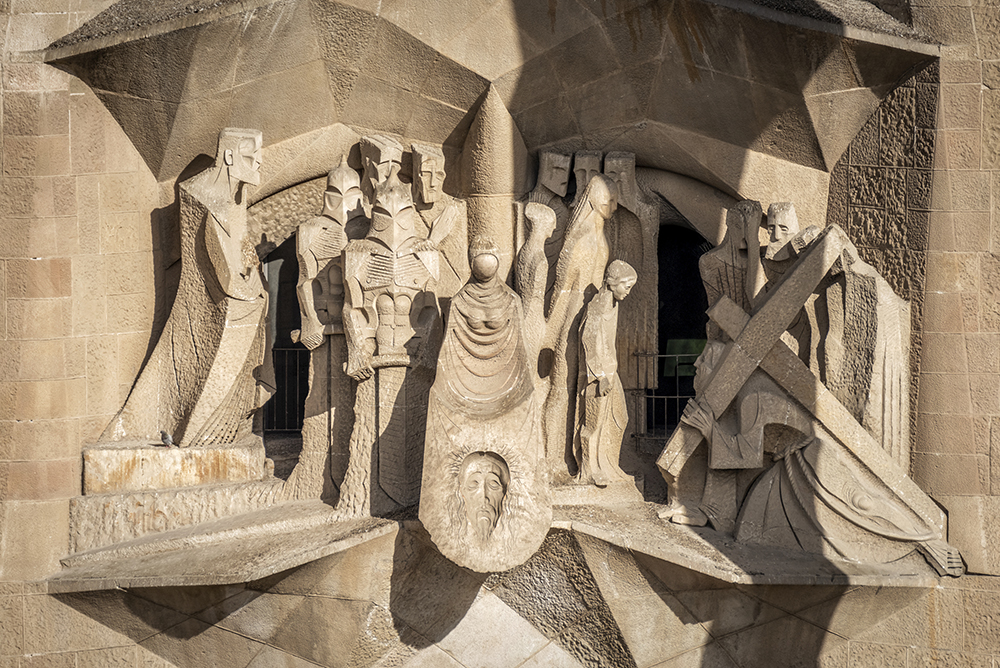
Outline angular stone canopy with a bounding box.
[35,0,937,204]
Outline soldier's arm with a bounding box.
[341,264,374,381]
[295,224,325,350]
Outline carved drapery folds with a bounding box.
[658,209,962,576]
[420,236,550,571]
[80,122,959,580]
[99,128,275,450]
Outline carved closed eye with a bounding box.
[487,480,502,491]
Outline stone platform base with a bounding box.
[551,476,644,506]
[70,478,285,553]
[83,434,270,494]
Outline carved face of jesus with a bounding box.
[539,152,571,197]
[416,154,445,205]
[459,453,509,542]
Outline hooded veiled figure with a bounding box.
[436,236,533,416]
[420,236,551,572]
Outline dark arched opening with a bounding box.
[261,234,309,479]
[639,224,710,445]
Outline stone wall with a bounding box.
[909,0,1000,575]
[0,0,161,582]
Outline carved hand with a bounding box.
[345,349,374,381]
[299,319,326,351]
[597,375,611,397]
[680,398,714,438]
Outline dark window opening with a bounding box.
[261,234,308,479]
[635,225,710,446]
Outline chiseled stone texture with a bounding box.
[0,0,160,583]
[12,530,1000,667]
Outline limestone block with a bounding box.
[0,498,69,580]
[70,480,284,556]
[4,458,79,500]
[921,292,963,332]
[435,594,549,668]
[940,84,981,130]
[917,373,973,414]
[82,436,269,495]
[915,414,976,454]
[138,618,264,668]
[937,496,1000,575]
[855,587,962,650]
[76,647,135,668]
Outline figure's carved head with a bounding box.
[217,128,263,187]
[368,165,417,250]
[323,155,363,224]
[604,152,637,213]
[360,135,403,201]
[726,200,763,250]
[693,340,726,395]
[573,151,602,198]
[412,142,446,205]
[458,451,510,543]
[585,174,619,221]
[469,235,500,283]
[605,259,637,302]
[764,202,800,261]
[538,151,571,197]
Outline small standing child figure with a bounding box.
[575,259,638,486]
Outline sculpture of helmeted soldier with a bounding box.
[359,134,403,216]
[283,156,367,500]
[336,164,443,517]
[295,156,367,351]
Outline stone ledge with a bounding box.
[51,500,399,593]
[48,499,945,594]
[553,503,945,588]
[70,477,285,553]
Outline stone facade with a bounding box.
[4,1,1000,668]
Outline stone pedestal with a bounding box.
[83,435,270,494]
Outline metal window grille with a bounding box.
[264,348,310,432]
[632,351,699,449]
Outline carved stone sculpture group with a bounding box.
[91,126,962,577]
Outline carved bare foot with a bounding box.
[658,503,709,527]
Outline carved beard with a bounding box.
[474,515,494,543]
